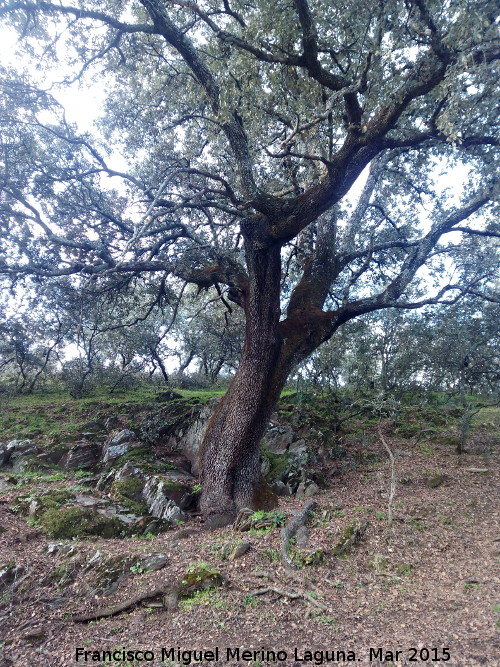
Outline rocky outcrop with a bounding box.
[102,429,139,464]
[60,441,98,469]
[140,398,219,475]
[141,477,186,524]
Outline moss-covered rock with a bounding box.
[426,474,446,489]
[261,448,291,483]
[180,562,224,596]
[15,489,74,518]
[39,506,124,539]
[333,522,368,557]
[111,477,145,500]
[117,446,154,465]
[88,554,136,595]
[220,540,251,561]
[303,549,326,566]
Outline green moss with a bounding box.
[15,489,74,517]
[260,447,290,482]
[39,506,94,538]
[90,555,135,593]
[180,562,224,593]
[292,549,326,567]
[111,477,144,500]
[39,506,123,539]
[161,478,185,491]
[118,446,154,464]
[109,477,147,515]
[332,523,364,557]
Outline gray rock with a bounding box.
[141,399,218,475]
[227,541,251,561]
[110,429,136,446]
[0,564,25,589]
[6,439,36,456]
[142,477,185,524]
[138,553,168,572]
[34,449,66,466]
[0,443,7,467]
[295,481,307,498]
[102,430,137,464]
[288,438,308,460]
[96,462,143,492]
[47,543,77,557]
[60,442,98,469]
[81,420,106,434]
[7,440,39,470]
[426,474,445,489]
[141,519,171,536]
[86,550,103,568]
[114,461,144,481]
[264,425,294,455]
[303,481,320,497]
[296,481,320,498]
[102,441,130,464]
[86,553,134,595]
[167,400,218,475]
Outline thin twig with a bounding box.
[378,423,397,528]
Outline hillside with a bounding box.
[0,390,498,667]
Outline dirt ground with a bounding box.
[0,424,499,667]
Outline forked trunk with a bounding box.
[199,238,288,528]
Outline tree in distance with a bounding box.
[0,0,498,526]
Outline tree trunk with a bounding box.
[200,236,288,528]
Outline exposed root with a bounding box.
[71,585,180,623]
[246,585,329,612]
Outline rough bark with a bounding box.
[199,225,288,528]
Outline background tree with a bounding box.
[0,0,498,526]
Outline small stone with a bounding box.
[20,628,46,643]
[86,550,102,568]
[141,519,168,536]
[464,467,489,473]
[173,528,198,540]
[426,474,445,489]
[303,549,326,566]
[295,481,307,498]
[139,554,169,572]
[333,522,368,557]
[304,482,320,497]
[228,541,251,560]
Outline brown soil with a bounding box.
[0,428,498,667]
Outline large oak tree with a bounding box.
[0,0,498,526]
